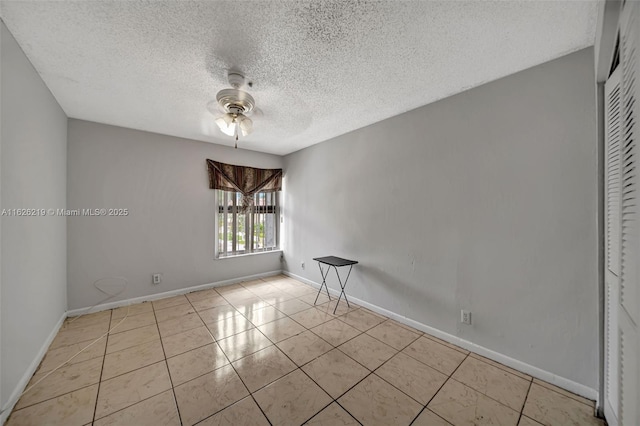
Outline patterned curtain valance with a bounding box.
[207,159,282,209]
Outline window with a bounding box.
[216,190,279,257]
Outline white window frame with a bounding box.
[215,190,280,258]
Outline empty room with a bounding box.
[1,0,638,425]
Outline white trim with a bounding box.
[283,270,599,402]
[0,311,67,425]
[216,249,282,260]
[66,270,283,316]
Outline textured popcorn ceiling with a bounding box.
[0,1,597,155]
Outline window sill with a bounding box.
[215,249,282,260]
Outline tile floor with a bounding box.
[7,275,605,426]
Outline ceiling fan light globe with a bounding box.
[215,114,238,136]
[238,115,253,136]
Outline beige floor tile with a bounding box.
[428,379,519,426]
[16,357,103,410]
[154,303,196,323]
[16,277,601,426]
[198,396,269,426]
[232,297,271,315]
[102,339,165,380]
[152,294,189,310]
[305,402,359,425]
[223,290,257,304]
[339,308,386,331]
[216,283,245,294]
[366,320,421,350]
[162,325,214,358]
[217,328,273,362]
[411,409,452,426]
[522,383,602,426]
[260,292,298,304]
[290,307,334,329]
[106,324,160,354]
[423,333,470,355]
[260,274,288,283]
[258,317,306,343]
[298,292,331,307]
[112,302,153,319]
[275,298,313,315]
[284,287,317,299]
[95,361,172,419]
[174,364,249,426]
[452,356,530,411]
[232,345,297,392]
[248,285,280,297]
[339,374,423,426]
[243,278,267,287]
[244,305,287,326]
[403,336,467,375]
[94,389,180,426]
[206,314,254,339]
[376,352,448,404]
[7,384,98,426]
[392,318,424,334]
[50,322,109,350]
[302,349,370,398]
[315,299,360,317]
[157,312,204,338]
[531,378,594,406]
[253,369,332,426]
[36,336,106,374]
[277,330,333,366]
[338,333,397,370]
[311,319,361,346]
[469,353,532,381]
[167,342,228,386]
[62,311,111,330]
[190,295,229,312]
[518,416,544,426]
[197,304,241,324]
[109,311,156,334]
[185,288,219,302]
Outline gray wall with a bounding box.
[67,120,283,309]
[283,48,598,389]
[1,21,68,410]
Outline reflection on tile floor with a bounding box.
[6,275,605,426]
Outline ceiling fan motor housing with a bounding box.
[216,88,255,114]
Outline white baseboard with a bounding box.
[66,270,283,317]
[1,311,67,425]
[283,270,598,402]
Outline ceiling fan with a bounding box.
[207,71,259,148]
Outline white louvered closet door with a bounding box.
[618,2,640,425]
[604,64,621,426]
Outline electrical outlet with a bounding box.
[461,310,472,325]
[301,261,305,269]
[152,273,162,285]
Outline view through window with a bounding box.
[217,190,279,257]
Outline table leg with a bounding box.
[314,262,332,305]
[332,264,353,314]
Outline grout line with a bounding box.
[407,353,470,425]
[91,310,113,424]
[26,275,593,426]
[518,378,534,425]
[150,300,184,426]
[246,279,368,424]
[189,286,273,426]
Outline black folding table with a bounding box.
[312,256,358,314]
